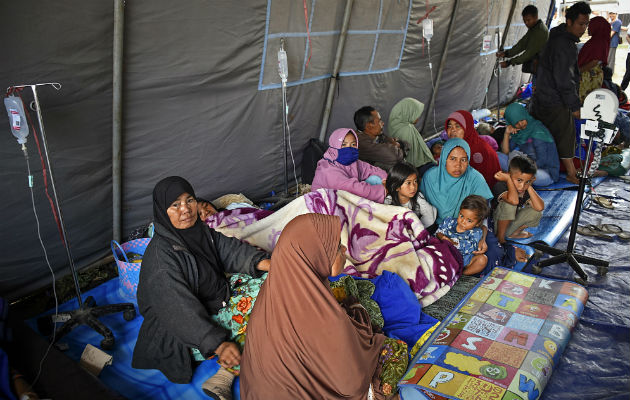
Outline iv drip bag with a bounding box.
[4,95,29,144]
[422,19,433,41]
[278,41,288,82]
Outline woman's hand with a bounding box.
[214,342,241,369]
[505,125,518,136]
[256,258,271,271]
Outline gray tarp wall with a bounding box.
[0,0,550,300]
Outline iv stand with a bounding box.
[12,83,135,350]
[281,39,289,196]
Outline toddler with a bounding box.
[436,195,489,275]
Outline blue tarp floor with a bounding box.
[523,176,630,400]
[29,176,630,399]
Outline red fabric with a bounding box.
[445,110,501,188]
[577,16,611,67]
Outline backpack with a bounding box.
[301,138,327,185]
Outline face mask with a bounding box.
[336,147,359,165]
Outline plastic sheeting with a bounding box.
[0,0,549,299]
[522,177,630,400]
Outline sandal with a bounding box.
[576,226,614,241]
[588,224,623,234]
[593,196,614,209]
[617,231,630,241]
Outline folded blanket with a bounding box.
[207,189,463,306]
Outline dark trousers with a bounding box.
[621,51,630,91]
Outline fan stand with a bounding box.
[525,122,611,285]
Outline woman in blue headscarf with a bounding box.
[502,103,560,186]
[420,139,526,272]
[420,138,492,224]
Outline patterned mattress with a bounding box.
[399,267,588,400]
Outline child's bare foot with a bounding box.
[514,247,528,262]
[508,231,533,239]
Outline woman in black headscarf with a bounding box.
[132,177,270,400]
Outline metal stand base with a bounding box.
[527,241,608,285]
[39,296,136,350]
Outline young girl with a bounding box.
[436,195,489,276]
[384,162,437,230]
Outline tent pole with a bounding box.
[112,0,124,242]
[421,0,461,135]
[318,0,354,142]
[495,0,517,117]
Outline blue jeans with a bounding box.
[533,169,553,187]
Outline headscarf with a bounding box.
[420,139,493,224]
[387,98,435,167]
[577,16,611,67]
[504,103,555,146]
[323,128,358,162]
[445,110,501,188]
[240,214,385,400]
[152,176,228,310]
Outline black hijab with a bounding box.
[152,176,229,312]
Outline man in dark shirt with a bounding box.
[530,1,591,185]
[353,106,405,171]
[497,5,548,76]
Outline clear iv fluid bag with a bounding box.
[422,19,433,41]
[4,95,29,144]
[278,48,288,82]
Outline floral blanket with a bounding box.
[206,189,463,306]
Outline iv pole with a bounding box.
[11,83,84,306]
[280,38,289,196]
[9,82,136,350]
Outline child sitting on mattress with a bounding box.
[492,155,544,243]
[384,162,437,231]
[436,195,489,276]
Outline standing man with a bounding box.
[608,11,622,74]
[621,28,630,91]
[353,106,405,170]
[531,1,591,185]
[497,5,549,77]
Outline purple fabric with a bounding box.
[479,134,498,151]
[207,188,463,305]
[312,128,387,203]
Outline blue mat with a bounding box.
[29,283,232,400]
[524,177,630,400]
[508,175,605,272]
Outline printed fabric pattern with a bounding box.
[190,272,268,373]
[206,188,464,306]
[379,338,409,396]
[436,217,483,266]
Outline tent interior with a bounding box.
[1,1,628,399]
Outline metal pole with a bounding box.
[113,0,124,243]
[318,0,354,142]
[496,28,501,120]
[421,0,461,134]
[31,85,83,306]
[496,0,518,119]
[281,78,289,195]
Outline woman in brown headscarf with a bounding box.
[241,213,405,399]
